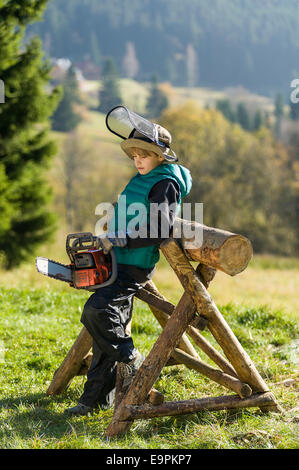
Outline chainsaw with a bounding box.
[36,232,118,290]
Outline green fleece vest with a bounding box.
[108,163,191,269]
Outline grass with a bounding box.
[154,254,299,319]
[0,254,298,449]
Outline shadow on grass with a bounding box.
[0,387,262,444]
[0,389,113,443]
[128,407,264,442]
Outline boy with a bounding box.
[66,107,192,416]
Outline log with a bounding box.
[172,348,252,398]
[160,239,282,413]
[173,217,253,276]
[186,325,238,378]
[123,392,277,420]
[77,351,93,376]
[114,364,126,411]
[46,326,92,395]
[106,275,208,438]
[113,320,132,411]
[147,389,165,406]
[149,305,199,360]
[103,210,252,276]
[136,281,200,360]
[140,280,238,378]
[114,369,164,411]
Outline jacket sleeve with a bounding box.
[126,178,181,249]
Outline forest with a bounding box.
[29,0,299,96]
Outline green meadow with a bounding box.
[0,252,298,449]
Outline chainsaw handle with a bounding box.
[66,232,95,251]
[66,232,97,263]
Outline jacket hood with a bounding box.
[146,163,192,199]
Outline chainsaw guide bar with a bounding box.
[36,232,118,291]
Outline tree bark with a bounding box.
[123,392,277,420]
[160,239,282,413]
[139,280,238,378]
[173,217,253,276]
[46,326,92,395]
[172,348,252,398]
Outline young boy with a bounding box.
[66,108,192,416]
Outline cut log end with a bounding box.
[147,389,165,406]
[240,383,253,399]
[220,236,253,276]
[173,218,253,276]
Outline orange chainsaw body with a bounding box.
[72,250,112,289]
[36,233,118,291]
[66,233,117,290]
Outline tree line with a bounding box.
[29,0,299,95]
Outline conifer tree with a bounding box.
[289,100,299,120]
[90,31,101,67]
[216,99,236,123]
[0,0,61,268]
[252,109,264,131]
[146,75,169,118]
[236,102,251,131]
[52,64,81,132]
[98,58,122,114]
[274,93,284,137]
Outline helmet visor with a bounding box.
[106,106,158,143]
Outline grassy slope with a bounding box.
[0,279,298,449]
[79,77,275,115]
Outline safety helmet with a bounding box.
[106,106,178,162]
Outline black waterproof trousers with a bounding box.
[79,264,153,409]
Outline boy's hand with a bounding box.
[95,231,127,254]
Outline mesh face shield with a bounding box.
[106,106,160,144]
[106,106,178,162]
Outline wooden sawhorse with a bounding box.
[46,223,282,438]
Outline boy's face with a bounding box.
[131,147,165,175]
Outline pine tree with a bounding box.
[98,58,122,114]
[252,109,264,131]
[274,93,284,137]
[289,100,299,120]
[236,102,251,131]
[52,64,82,132]
[0,0,61,268]
[90,31,101,67]
[146,75,169,118]
[216,99,236,123]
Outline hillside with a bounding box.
[29,0,299,96]
[79,77,275,116]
